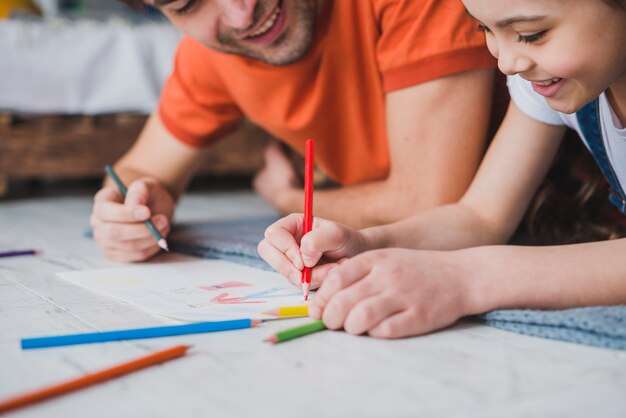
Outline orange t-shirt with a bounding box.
[159,0,495,186]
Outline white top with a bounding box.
[508,74,626,194]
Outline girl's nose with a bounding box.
[498,49,533,76]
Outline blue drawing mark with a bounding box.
[244,287,302,299]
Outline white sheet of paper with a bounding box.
[57,260,308,322]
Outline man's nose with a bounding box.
[216,0,255,30]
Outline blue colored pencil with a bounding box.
[21,319,261,350]
[104,165,169,252]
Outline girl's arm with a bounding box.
[464,239,626,314]
[364,101,567,250]
[259,102,568,284]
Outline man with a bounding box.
[91,0,495,262]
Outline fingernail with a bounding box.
[133,207,149,220]
[156,218,167,229]
[309,305,321,318]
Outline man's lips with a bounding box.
[243,1,281,40]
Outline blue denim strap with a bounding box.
[576,99,626,215]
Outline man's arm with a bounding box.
[272,69,495,228]
[91,113,213,262]
[110,113,211,199]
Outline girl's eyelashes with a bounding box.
[518,30,548,44]
[476,23,547,45]
[173,0,198,15]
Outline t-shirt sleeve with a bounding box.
[375,0,496,92]
[507,75,565,126]
[158,36,244,148]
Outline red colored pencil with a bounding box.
[0,345,190,413]
[302,139,314,301]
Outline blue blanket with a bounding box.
[169,217,626,351]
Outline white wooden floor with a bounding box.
[1,190,626,418]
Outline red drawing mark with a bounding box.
[199,282,252,292]
[210,292,264,305]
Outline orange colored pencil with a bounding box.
[0,344,190,413]
[301,138,314,301]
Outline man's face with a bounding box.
[150,0,320,66]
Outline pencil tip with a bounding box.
[264,335,277,344]
[302,283,310,302]
[251,319,263,327]
[158,239,169,252]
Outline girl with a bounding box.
[258,0,626,339]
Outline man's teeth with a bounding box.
[535,78,562,86]
[249,7,281,37]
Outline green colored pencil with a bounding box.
[265,320,326,344]
[104,165,169,251]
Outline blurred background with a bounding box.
[0,0,271,200]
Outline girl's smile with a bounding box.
[529,77,565,98]
[463,0,626,115]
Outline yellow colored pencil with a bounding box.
[262,306,309,317]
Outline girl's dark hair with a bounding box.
[522,130,626,245]
[604,0,626,8]
[117,0,145,11]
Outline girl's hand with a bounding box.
[309,248,475,338]
[258,214,371,289]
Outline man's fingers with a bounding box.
[125,180,150,206]
[94,186,123,203]
[101,245,162,263]
[92,199,151,223]
[93,215,169,242]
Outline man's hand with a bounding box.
[91,177,175,262]
[253,142,300,213]
[258,213,370,289]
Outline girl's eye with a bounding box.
[173,0,198,15]
[476,24,492,33]
[518,30,548,44]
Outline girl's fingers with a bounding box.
[309,262,340,289]
[367,310,422,339]
[301,219,364,266]
[312,256,374,313]
[264,213,306,270]
[257,239,302,285]
[342,294,405,336]
[318,269,380,330]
